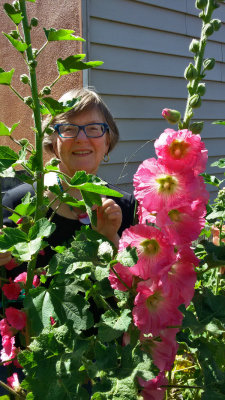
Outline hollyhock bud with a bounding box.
[2,282,21,300]
[195,0,207,9]
[211,19,221,31]
[20,74,29,84]
[30,17,38,27]
[50,316,56,326]
[189,39,200,53]
[203,58,215,71]
[203,23,214,37]
[4,258,19,271]
[5,307,27,331]
[189,94,201,108]
[189,121,204,134]
[7,373,20,391]
[16,217,23,225]
[196,83,206,96]
[184,63,198,81]
[162,108,181,124]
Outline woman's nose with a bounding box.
[76,128,88,140]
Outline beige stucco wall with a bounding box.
[0,0,82,162]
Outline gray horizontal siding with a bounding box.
[83,0,225,198]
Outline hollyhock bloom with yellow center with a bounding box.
[139,372,168,400]
[119,224,175,280]
[156,200,206,245]
[132,280,183,335]
[154,128,208,174]
[133,158,206,213]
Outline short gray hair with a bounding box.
[42,87,119,154]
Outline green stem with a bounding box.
[25,256,37,295]
[36,41,48,57]
[50,75,60,89]
[1,205,22,218]
[9,85,24,102]
[183,2,215,128]
[20,0,44,223]
[0,180,3,229]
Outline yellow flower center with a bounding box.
[156,175,178,194]
[168,209,181,222]
[169,140,190,159]
[146,291,162,311]
[140,239,160,256]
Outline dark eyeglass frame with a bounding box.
[54,123,109,138]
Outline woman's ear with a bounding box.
[52,138,59,158]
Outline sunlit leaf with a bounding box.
[43,28,85,42]
[0,121,19,136]
[3,33,29,52]
[3,3,23,25]
[57,55,103,76]
[211,158,225,168]
[0,69,15,85]
[212,120,225,125]
[40,97,77,116]
[0,146,18,173]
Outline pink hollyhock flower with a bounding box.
[139,372,168,400]
[14,272,40,287]
[161,260,196,307]
[5,307,27,331]
[137,205,157,225]
[154,128,207,174]
[156,201,206,245]
[2,281,21,300]
[141,328,179,372]
[119,225,175,280]
[0,336,17,365]
[7,373,20,390]
[108,263,134,291]
[0,318,14,338]
[133,280,183,336]
[133,158,205,213]
[4,258,19,271]
[176,245,199,267]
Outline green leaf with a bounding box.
[95,341,118,371]
[40,97,78,117]
[72,182,123,197]
[43,28,85,42]
[28,218,56,240]
[24,283,94,335]
[212,120,225,125]
[0,396,10,400]
[81,190,101,226]
[26,0,36,2]
[0,166,15,178]
[57,55,103,76]
[202,391,225,400]
[3,33,29,52]
[0,146,18,172]
[117,246,138,267]
[202,173,223,187]
[3,3,23,25]
[0,121,19,136]
[12,237,43,261]
[97,309,131,342]
[211,158,225,168]
[193,288,225,326]
[0,69,15,85]
[207,210,225,220]
[0,227,27,251]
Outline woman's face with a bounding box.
[53,107,110,177]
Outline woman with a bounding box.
[1,88,135,270]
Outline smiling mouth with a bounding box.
[72,151,92,155]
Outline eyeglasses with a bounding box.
[54,123,109,138]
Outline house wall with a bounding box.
[82,0,225,198]
[0,0,82,163]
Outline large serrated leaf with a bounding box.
[3,3,23,25]
[97,309,131,342]
[57,55,103,76]
[0,121,19,136]
[3,33,29,52]
[0,69,15,85]
[44,28,85,42]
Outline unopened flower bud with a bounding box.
[30,17,38,27]
[50,316,56,326]
[162,108,181,124]
[184,63,198,81]
[16,217,24,225]
[20,74,30,84]
[203,23,214,37]
[195,0,207,9]
[197,83,206,96]
[189,121,204,134]
[49,158,61,166]
[9,30,19,39]
[32,48,38,58]
[189,94,201,108]
[41,86,51,95]
[28,60,37,69]
[24,96,33,106]
[189,39,200,53]
[12,0,20,10]
[211,19,221,31]
[203,58,215,71]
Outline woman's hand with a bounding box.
[93,198,122,247]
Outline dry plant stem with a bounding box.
[0,379,24,398]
